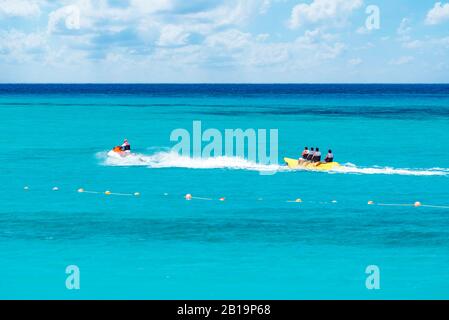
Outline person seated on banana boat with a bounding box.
[311,147,321,163]
[299,147,309,164]
[325,149,334,163]
[306,147,315,161]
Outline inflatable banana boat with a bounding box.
[284,157,341,171]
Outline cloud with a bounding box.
[0,0,41,17]
[288,0,363,29]
[433,36,449,48]
[0,30,46,62]
[10,0,449,82]
[239,29,344,67]
[389,56,414,65]
[147,26,345,71]
[356,26,371,35]
[397,18,411,36]
[348,58,362,66]
[425,2,449,25]
[402,39,423,49]
[47,5,81,33]
[256,33,270,41]
[205,29,251,50]
[157,25,191,47]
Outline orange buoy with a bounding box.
[414,201,422,207]
[185,193,192,200]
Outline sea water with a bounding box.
[0,84,448,299]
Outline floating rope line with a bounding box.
[77,188,140,197]
[377,203,416,207]
[184,193,225,201]
[22,186,448,208]
[286,198,302,203]
[368,201,449,209]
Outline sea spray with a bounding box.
[99,151,449,177]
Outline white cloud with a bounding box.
[348,58,362,66]
[47,5,81,33]
[259,0,272,14]
[400,35,449,50]
[0,30,46,62]
[389,56,414,65]
[129,0,173,14]
[402,39,423,49]
[433,36,449,48]
[425,2,449,25]
[256,33,270,41]
[0,0,41,17]
[397,18,411,36]
[289,0,363,29]
[205,29,251,50]
[184,0,268,28]
[356,26,371,35]
[157,25,190,46]
[249,29,345,67]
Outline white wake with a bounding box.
[98,151,449,176]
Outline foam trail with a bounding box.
[333,163,449,176]
[99,151,282,172]
[98,151,449,176]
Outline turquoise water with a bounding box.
[1,84,449,299]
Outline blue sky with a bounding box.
[1,0,449,82]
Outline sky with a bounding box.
[1,0,449,83]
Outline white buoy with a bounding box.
[24,186,29,191]
[52,187,59,191]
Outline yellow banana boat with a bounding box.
[284,157,341,171]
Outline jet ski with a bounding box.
[284,157,341,171]
[107,146,131,158]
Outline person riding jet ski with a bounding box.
[121,139,131,153]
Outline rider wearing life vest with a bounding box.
[301,147,309,159]
[306,147,315,161]
[325,149,334,163]
[312,147,321,163]
[121,139,131,153]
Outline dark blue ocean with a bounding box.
[1,84,449,299]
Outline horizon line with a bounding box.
[1,82,449,85]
